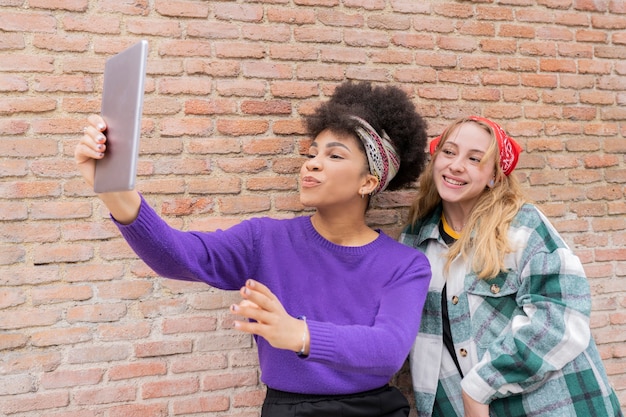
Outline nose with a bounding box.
[304,155,321,171]
[448,155,465,172]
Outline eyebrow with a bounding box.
[310,141,352,152]
[443,141,486,154]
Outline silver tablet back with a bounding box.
[93,40,148,193]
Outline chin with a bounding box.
[299,196,316,208]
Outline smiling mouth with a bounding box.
[443,176,465,186]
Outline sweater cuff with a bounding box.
[304,319,337,363]
[112,195,157,239]
[461,367,496,404]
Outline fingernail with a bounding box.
[247,279,255,287]
[97,135,105,142]
[243,288,250,295]
[230,304,239,312]
[97,144,103,150]
[97,123,105,130]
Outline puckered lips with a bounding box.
[301,175,321,188]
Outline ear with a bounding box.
[360,174,379,196]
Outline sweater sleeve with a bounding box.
[305,251,431,376]
[113,195,255,290]
[461,209,592,403]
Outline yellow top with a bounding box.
[441,213,461,240]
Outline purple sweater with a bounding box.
[115,196,431,395]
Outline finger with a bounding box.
[87,114,107,132]
[83,124,107,146]
[242,279,282,310]
[76,129,106,160]
[245,280,276,300]
[232,318,265,336]
[240,285,276,314]
[239,299,260,309]
[230,301,270,324]
[75,141,105,162]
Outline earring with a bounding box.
[488,179,495,188]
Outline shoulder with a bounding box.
[510,204,564,243]
[399,207,442,248]
[509,203,574,258]
[511,203,549,228]
[379,231,431,266]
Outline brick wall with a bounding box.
[1,0,625,416]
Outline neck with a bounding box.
[441,204,471,233]
[311,211,378,246]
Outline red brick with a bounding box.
[127,18,182,37]
[108,361,167,381]
[242,138,294,155]
[135,340,193,358]
[170,353,228,373]
[0,332,28,351]
[66,303,126,323]
[74,385,137,405]
[172,394,230,414]
[0,374,34,396]
[162,316,217,334]
[107,403,168,417]
[0,392,68,414]
[232,388,265,408]
[142,377,199,399]
[244,23,292,42]
[138,298,187,318]
[40,369,103,389]
[186,291,239,312]
[218,195,271,214]
[217,119,269,136]
[202,370,258,391]
[267,7,316,25]
[0,11,57,33]
[217,158,268,174]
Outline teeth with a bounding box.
[445,177,464,186]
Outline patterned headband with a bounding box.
[429,116,522,176]
[351,116,400,195]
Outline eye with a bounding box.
[442,148,455,156]
[330,153,344,159]
[470,156,481,163]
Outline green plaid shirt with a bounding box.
[400,204,622,417]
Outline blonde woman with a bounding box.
[400,116,622,417]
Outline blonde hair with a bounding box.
[407,117,527,280]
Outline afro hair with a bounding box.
[304,81,428,191]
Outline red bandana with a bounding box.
[429,116,522,176]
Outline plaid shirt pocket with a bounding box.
[465,271,523,353]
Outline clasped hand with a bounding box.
[230,280,309,356]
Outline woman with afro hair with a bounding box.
[75,81,432,417]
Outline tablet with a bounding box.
[93,40,148,193]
